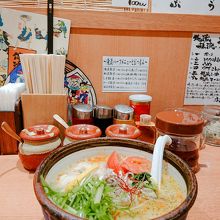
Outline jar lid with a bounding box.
[73,104,93,119]
[129,94,152,102]
[94,105,113,119]
[114,104,134,120]
[155,109,204,135]
[20,125,60,142]
[105,124,141,139]
[65,124,102,140]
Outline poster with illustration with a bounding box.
[0,8,71,86]
[5,46,36,84]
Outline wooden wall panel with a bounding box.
[7,8,220,117]
[68,29,196,116]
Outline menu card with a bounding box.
[184,33,220,105]
[102,56,149,92]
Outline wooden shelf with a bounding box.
[11,7,220,33]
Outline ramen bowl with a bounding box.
[34,138,197,220]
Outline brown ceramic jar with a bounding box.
[155,108,204,173]
[19,125,61,171]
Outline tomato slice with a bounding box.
[106,151,122,174]
[121,156,151,174]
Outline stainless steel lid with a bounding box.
[73,104,93,119]
[114,104,134,120]
[94,105,113,119]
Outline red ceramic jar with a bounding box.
[63,124,102,145]
[19,125,61,171]
[105,124,141,139]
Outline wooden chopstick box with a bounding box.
[0,99,23,155]
[21,94,68,140]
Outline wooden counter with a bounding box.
[0,145,219,220]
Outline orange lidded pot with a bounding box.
[63,124,102,145]
[105,124,141,139]
[19,125,61,171]
[155,108,204,173]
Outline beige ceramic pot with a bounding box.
[34,138,197,220]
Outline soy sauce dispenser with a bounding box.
[94,105,113,136]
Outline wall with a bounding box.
[13,8,220,117]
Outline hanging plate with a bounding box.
[64,59,97,107]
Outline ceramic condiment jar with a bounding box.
[19,125,61,171]
[105,124,141,139]
[63,124,102,145]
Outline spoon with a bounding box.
[151,135,172,190]
[53,114,69,129]
[1,121,23,143]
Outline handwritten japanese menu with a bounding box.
[152,0,220,15]
[184,33,220,105]
[102,56,149,92]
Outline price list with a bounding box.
[102,56,149,92]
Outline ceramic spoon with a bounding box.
[151,135,172,190]
[53,114,69,129]
[1,121,23,143]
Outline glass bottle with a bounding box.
[136,114,156,144]
[129,94,152,121]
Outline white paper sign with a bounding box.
[184,33,220,105]
[102,56,149,92]
[152,0,220,15]
[112,0,148,9]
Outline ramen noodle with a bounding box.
[42,151,185,220]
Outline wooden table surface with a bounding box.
[0,145,219,220]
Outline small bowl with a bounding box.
[34,138,197,220]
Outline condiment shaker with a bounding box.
[72,104,93,125]
[94,105,113,136]
[113,104,135,125]
[136,114,156,144]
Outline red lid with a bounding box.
[65,124,102,140]
[20,125,60,142]
[105,124,141,139]
[155,109,204,135]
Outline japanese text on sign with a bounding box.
[152,0,220,15]
[102,56,149,92]
[184,33,220,105]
